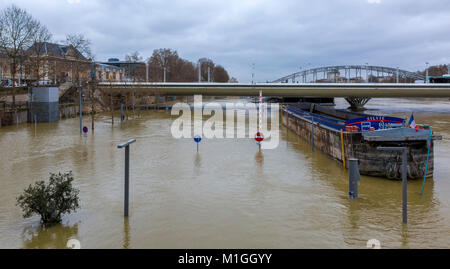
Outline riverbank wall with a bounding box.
[0,103,80,128]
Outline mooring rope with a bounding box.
[420,128,433,195]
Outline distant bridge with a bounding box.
[271,65,425,83]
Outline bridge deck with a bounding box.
[97,82,450,98]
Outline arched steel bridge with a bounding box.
[271,65,425,83]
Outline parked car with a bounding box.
[1,79,13,87]
[38,80,53,86]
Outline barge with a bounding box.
[281,103,442,179]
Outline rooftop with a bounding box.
[26,42,87,60]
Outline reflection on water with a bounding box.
[123,218,130,249]
[194,153,202,168]
[22,223,79,249]
[0,98,450,249]
[254,150,264,168]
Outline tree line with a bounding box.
[0,5,93,109]
[123,49,231,83]
[1,4,234,110]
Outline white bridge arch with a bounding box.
[272,65,425,83]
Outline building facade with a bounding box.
[99,59,146,82]
[27,42,91,85]
[95,62,125,82]
[0,42,92,86]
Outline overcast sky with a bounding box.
[1,0,450,82]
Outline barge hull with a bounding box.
[281,108,436,180]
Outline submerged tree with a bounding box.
[16,171,80,224]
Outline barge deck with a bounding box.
[281,103,442,179]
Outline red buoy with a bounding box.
[254,132,264,142]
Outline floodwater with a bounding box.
[0,97,450,249]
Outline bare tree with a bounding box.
[146,48,232,83]
[0,5,38,109]
[65,34,93,60]
[28,21,52,84]
[64,33,93,86]
[148,48,179,82]
[125,51,143,62]
[213,65,229,82]
[124,51,144,82]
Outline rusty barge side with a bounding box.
[281,104,440,179]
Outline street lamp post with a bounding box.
[298,67,302,83]
[307,63,311,83]
[163,67,166,82]
[207,66,211,82]
[54,61,57,85]
[79,87,83,134]
[117,139,136,217]
[426,62,429,83]
[365,63,369,83]
[198,60,201,82]
[251,63,255,84]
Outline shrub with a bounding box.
[16,171,80,224]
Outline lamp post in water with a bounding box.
[78,87,85,134]
[348,158,360,198]
[378,146,408,224]
[118,139,136,217]
[198,60,201,82]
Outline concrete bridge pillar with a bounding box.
[345,97,371,111]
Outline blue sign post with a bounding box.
[82,126,88,137]
[121,104,125,123]
[194,135,202,152]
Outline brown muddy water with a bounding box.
[0,98,449,249]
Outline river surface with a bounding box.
[0,97,450,249]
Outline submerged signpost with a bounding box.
[348,158,361,199]
[118,139,136,217]
[255,90,264,150]
[194,135,202,152]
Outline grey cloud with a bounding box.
[1,0,449,82]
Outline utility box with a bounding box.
[31,87,59,122]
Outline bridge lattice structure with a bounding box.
[271,65,425,84]
[271,65,425,109]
